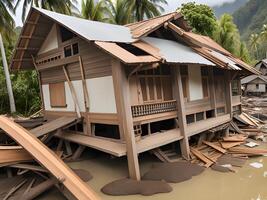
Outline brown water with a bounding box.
[41,153,267,200]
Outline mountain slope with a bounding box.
[213,0,248,18]
[233,0,267,40]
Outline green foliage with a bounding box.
[129,0,167,22]
[16,0,78,21]
[0,28,41,116]
[180,2,217,37]
[81,0,110,22]
[0,0,15,40]
[213,14,241,57]
[105,0,132,25]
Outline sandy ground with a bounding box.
[39,152,267,200]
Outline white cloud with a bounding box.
[13,0,237,26]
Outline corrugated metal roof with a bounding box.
[143,37,215,66]
[209,50,241,70]
[33,7,134,43]
[241,75,267,84]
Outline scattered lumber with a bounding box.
[202,141,227,154]
[219,141,244,149]
[223,135,247,142]
[0,149,32,164]
[228,147,267,156]
[0,115,100,200]
[190,148,213,168]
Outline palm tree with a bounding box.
[260,24,267,41]
[0,0,15,39]
[213,14,240,56]
[81,0,109,22]
[129,0,167,22]
[16,0,78,22]
[105,0,132,25]
[249,33,260,59]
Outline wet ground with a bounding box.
[41,152,267,200]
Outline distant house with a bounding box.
[241,59,267,95]
[10,7,259,180]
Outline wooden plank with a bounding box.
[63,65,81,118]
[202,141,227,154]
[95,41,158,64]
[0,115,100,200]
[79,56,90,111]
[56,131,126,157]
[220,141,244,149]
[0,149,32,164]
[223,135,247,142]
[30,116,78,137]
[190,148,213,167]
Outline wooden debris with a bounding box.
[190,148,213,168]
[202,141,227,154]
[223,135,247,142]
[220,141,244,149]
[228,147,267,156]
[0,115,100,200]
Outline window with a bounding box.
[138,65,172,103]
[64,43,79,57]
[49,82,66,107]
[201,67,209,98]
[256,84,259,90]
[60,26,75,42]
[180,65,188,100]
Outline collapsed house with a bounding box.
[241,58,267,95]
[10,7,260,180]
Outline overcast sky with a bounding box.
[13,0,237,26]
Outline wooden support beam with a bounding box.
[208,67,217,117]
[172,66,190,160]
[111,59,140,180]
[16,47,39,51]
[167,22,184,35]
[0,116,100,200]
[79,56,90,111]
[21,35,45,40]
[32,56,45,113]
[225,71,233,117]
[63,65,81,118]
[18,14,40,70]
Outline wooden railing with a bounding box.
[131,100,177,117]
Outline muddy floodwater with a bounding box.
[41,152,267,200]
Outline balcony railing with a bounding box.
[131,100,177,118]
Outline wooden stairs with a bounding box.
[151,147,181,163]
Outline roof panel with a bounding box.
[209,50,241,70]
[142,37,215,66]
[33,7,134,43]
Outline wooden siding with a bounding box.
[38,38,112,84]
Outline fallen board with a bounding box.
[0,149,32,164]
[30,116,78,137]
[202,141,226,154]
[0,115,99,200]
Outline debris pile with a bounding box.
[190,112,267,172]
[0,116,99,200]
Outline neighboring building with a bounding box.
[10,7,259,180]
[241,59,267,95]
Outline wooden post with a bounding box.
[79,56,91,135]
[62,65,81,118]
[225,71,233,117]
[208,67,217,117]
[172,66,190,160]
[112,59,140,180]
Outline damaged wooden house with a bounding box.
[10,7,259,180]
[241,58,267,95]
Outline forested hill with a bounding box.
[212,0,248,18]
[233,0,267,40]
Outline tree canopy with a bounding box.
[180,2,217,37]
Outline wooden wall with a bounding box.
[38,37,112,84]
